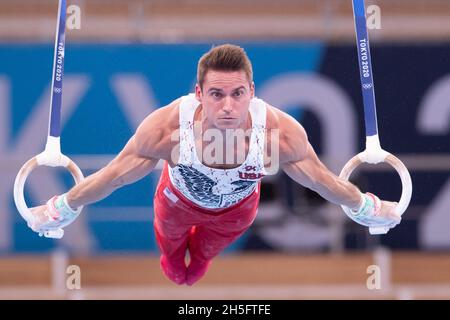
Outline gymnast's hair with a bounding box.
[197,44,253,89]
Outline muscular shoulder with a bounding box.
[133,98,181,159]
[265,104,308,163]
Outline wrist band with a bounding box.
[351,193,367,215]
[47,193,80,221]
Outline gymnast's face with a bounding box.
[195,70,254,130]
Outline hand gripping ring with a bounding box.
[339,150,412,235]
[13,151,84,239]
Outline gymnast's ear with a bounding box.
[250,81,255,98]
[195,83,202,101]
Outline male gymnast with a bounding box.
[30,44,401,285]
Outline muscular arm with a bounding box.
[66,135,159,209]
[282,141,362,210]
[271,106,400,229]
[65,104,175,209]
[276,109,362,210]
[30,102,179,232]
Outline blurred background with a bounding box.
[0,0,449,299]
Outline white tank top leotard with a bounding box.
[168,93,267,209]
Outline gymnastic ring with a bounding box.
[339,150,412,235]
[13,151,84,238]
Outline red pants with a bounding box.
[153,162,260,285]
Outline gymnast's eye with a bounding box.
[211,91,222,98]
[233,89,244,97]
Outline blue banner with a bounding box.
[0,43,449,253]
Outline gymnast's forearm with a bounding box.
[309,172,363,210]
[64,153,158,209]
[283,160,362,211]
[65,167,121,209]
